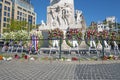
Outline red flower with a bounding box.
[15,54,20,59]
[24,55,28,59]
[72,57,78,61]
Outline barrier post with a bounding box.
[59,38,62,59]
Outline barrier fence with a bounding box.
[0,38,120,59]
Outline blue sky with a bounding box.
[31,0,120,26]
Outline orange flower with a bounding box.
[0,55,3,60]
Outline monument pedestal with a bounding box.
[79,41,88,49]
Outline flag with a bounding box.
[32,35,38,51]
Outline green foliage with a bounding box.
[2,30,43,48]
[3,19,36,33]
[66,39,72,47]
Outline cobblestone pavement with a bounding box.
[0,60,120,80]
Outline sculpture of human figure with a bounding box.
[49,8,59,27]
[41,20,46,27]
[76,10,82,24]
[56,6,63,26]
[62,3,72,26]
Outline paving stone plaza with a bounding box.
[0,60,120,80]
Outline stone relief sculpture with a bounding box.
[62,3,72,26]
[45,0,86,31]
[48,3,73,28]
[47,0,75,29]
[48,7,58,27]
[56,6,63,26]
[50,0,60,6]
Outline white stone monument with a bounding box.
[47,0,75,29]
[39,0,87,48]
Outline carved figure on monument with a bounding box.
[50,0,60,6]
[48,8,59,27]
[56,6,63,26]
[41,20,46,27]
[75,10,82,24]
[62,3,72,26]
[75,10,86,30]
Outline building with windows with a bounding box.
[0,0,12,33]
[97,23,109,32]
[0,0,36,34]
[106,16,116,23]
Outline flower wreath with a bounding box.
[96,30,117,45]
[109,31,116,40]
[108,31,117,45]
[84,29,99,46]
[48,28,64,46]
[66,28,82,47]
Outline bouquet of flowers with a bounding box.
[66,28,82,40]
[98,30,109,39]
[14,54,20,59]
[48,28,64,39]
[86,29,98,40]
[109,31,116,40]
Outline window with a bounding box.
[17,11,19,15]
[17,6,22,10]
[32,13,35,15]
[23,13,24,17]
[7,24,9,27]
[20,12,22,16]
[4,17,7,22]
[3,23,6,27]
[8,13,10,17]
[20,17,22,21]
[4,6,7,10]
[28,11,31,14]
[23,9,26,12]
[0,4,2,9]
[28,15,32,24]
[4,12,7,16]
[7,18,10,22]
[8,7,10,11]
[17,16,19,19]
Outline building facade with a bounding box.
[0,0,36,34]
[0,0,12,33]
[97,23,109,32]
[106,16,115,23]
